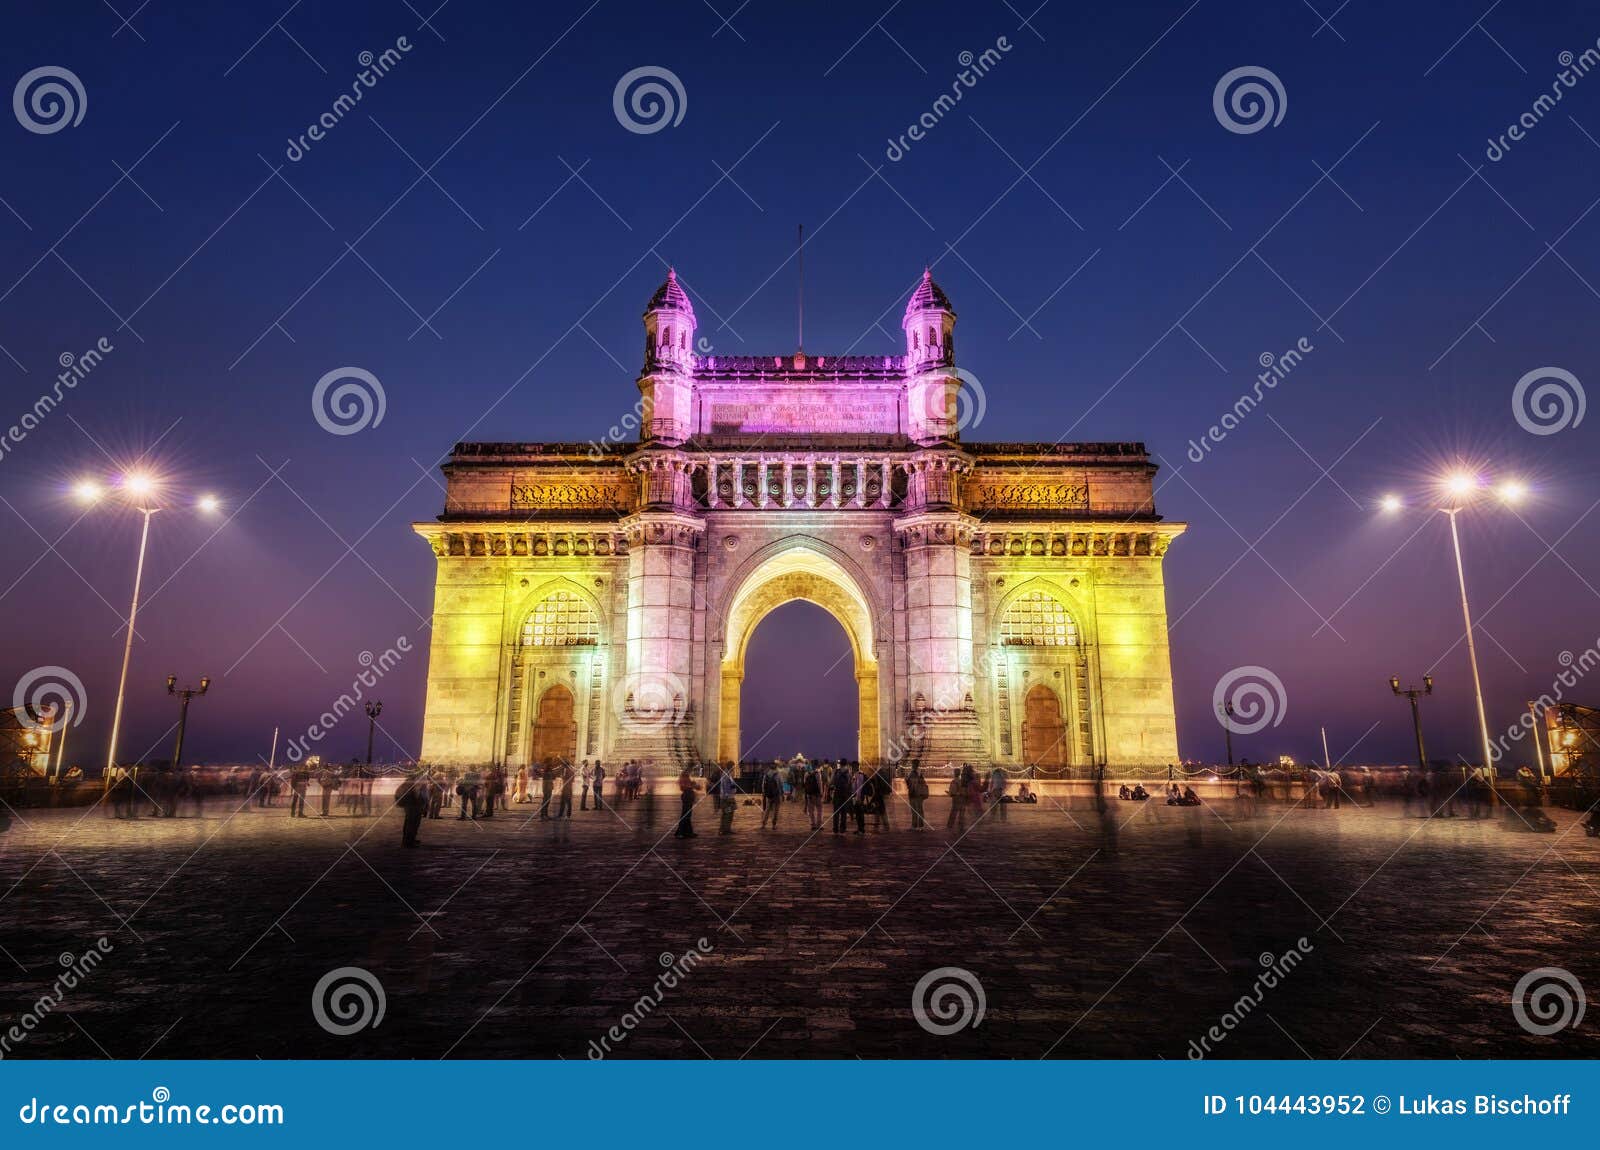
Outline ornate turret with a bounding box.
[638,269,696,443]
[902,269,961,444]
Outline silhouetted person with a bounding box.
[674,767,698,838]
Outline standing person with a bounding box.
[426,771,444,819]
[592,761,607,813]
[949,765,973,833]
[317,764,339,817]
[906,764,929,830]
[537,761,555,819]
[580,761,592,810]
[830,762,852,834]
[945,764,964,829]
[396,773,425,848]
[558,761,575,819]
[988,764,1009,822]
[718,769,737,835]
[289,768,309,818]
[850,764,868,834]
[803,766,824,830]
[761,766,784,829]
[674,766,699,838]
[514,765,529,805]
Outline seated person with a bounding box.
[1131,784,1149,801]
[1182,785,1201,806]
[1119,784,1132,800]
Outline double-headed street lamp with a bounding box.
[74,472,222,775]
[1389,674,1434,772]
[165,674,211,771]
[1380,470,1525,786]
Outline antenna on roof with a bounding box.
[796,223,804,355]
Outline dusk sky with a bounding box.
[2,1,1597,768]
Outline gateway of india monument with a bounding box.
[414,269,1184,772]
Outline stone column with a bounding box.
[757,458,769,508]
[880,459,892,507]
[806,459,816,508]
[705,460,719,508]
[732,459,744,507]
[616,510,703,760]
[855,457,868,507]
[782,458,794,507]
[830,460,841,508]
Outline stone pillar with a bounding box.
[757,458,769,508]
[615,510,703,760]
[880,459,892,507]
[732,458,744,507]
[706,460,719,508]
[856,457,868,507]
[830,460,841,508]
[806,459,816,508]
[782,459,794,507]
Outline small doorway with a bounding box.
[530,684,577,764]
[1020,683,1067,770]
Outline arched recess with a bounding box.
[504,579,608,768]
[1020,683,1067,769]
[530,683,578,765]
[717,544,880,763]
[989,579,1096,769]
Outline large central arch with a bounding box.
[717,544,880,763]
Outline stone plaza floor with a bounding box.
[0,788,1596,1060]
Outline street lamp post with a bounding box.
[107,503,157,776]
[365,701,383,766]
[75,473,222,778]
[1380,471,1524,803]
[1441,506,1495,789]
[166,675,211,772]
[1389,674,1433,772]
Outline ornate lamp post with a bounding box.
[1389,674,1433,772]
[365,701,383,766]
[165,674,211,771]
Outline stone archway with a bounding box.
[718,547,880,764]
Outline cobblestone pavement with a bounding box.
[1,789,1596,1060]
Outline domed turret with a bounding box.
[644,268,696,372]
[902,268,955,370]
[638,269,697,443]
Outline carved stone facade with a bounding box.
[415,270,1185,769]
